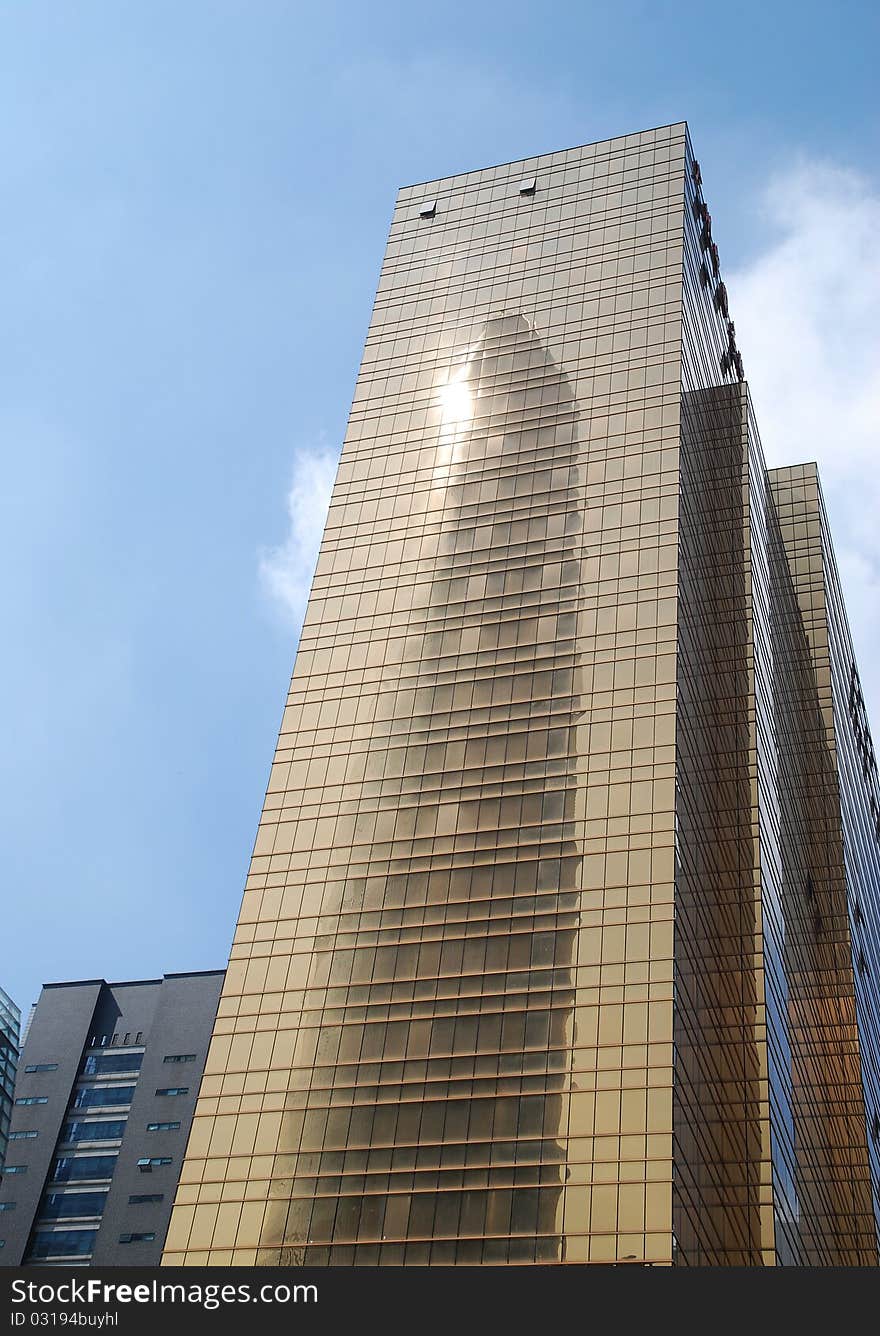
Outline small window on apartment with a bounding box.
[24,1064,58,1074]
[3,1166,26,1176]
[418,199,436,218]
[119,1232,156,1244]
[128,1194,164,1205]
[858,949,868,975]
[0,1203,16,1212]
[163,1054,196,1064]
[135,1033,143,1044]
[518,178,536,196]
[137,1157,173,1172]
[146,1122,180,1132]
[9,1131,38,1140]
[15,1096,48,1106]
[155,1088,189,1098]
[123,1034,131,1045]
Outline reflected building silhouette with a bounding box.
[259,314,585,1263]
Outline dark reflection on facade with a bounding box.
[259,314,584,1264]
[674,381,876,1264]
[674,381,771,1264]
[768,467,878,1262]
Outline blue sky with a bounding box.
[2,0,879,1017]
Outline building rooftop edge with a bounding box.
[767,460,819,474]
[398,120,689,194]
[40,970,225,993]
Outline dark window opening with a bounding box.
[61,1120,126,1143]
[39,1191,108,1220]
[74,1086,135,1110]
[27,1230,97,1260]
[52,1156,117,1183]
[83,1053,143,1077]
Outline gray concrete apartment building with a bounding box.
[0,971,223,1266]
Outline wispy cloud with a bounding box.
[258,440,338,626]
[729,160,880,725]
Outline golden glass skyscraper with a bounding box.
[164,123,880,1266]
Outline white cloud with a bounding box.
[729,160,880,727]
[258,441,338,626]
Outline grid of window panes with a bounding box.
[166,125,687,1265]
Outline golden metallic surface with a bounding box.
[163,126,880,1266]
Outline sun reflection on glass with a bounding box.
[439,374,473,425]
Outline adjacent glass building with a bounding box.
[0,988,20,1180]
[0,972,224,1265]
[164,123,880,1266]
